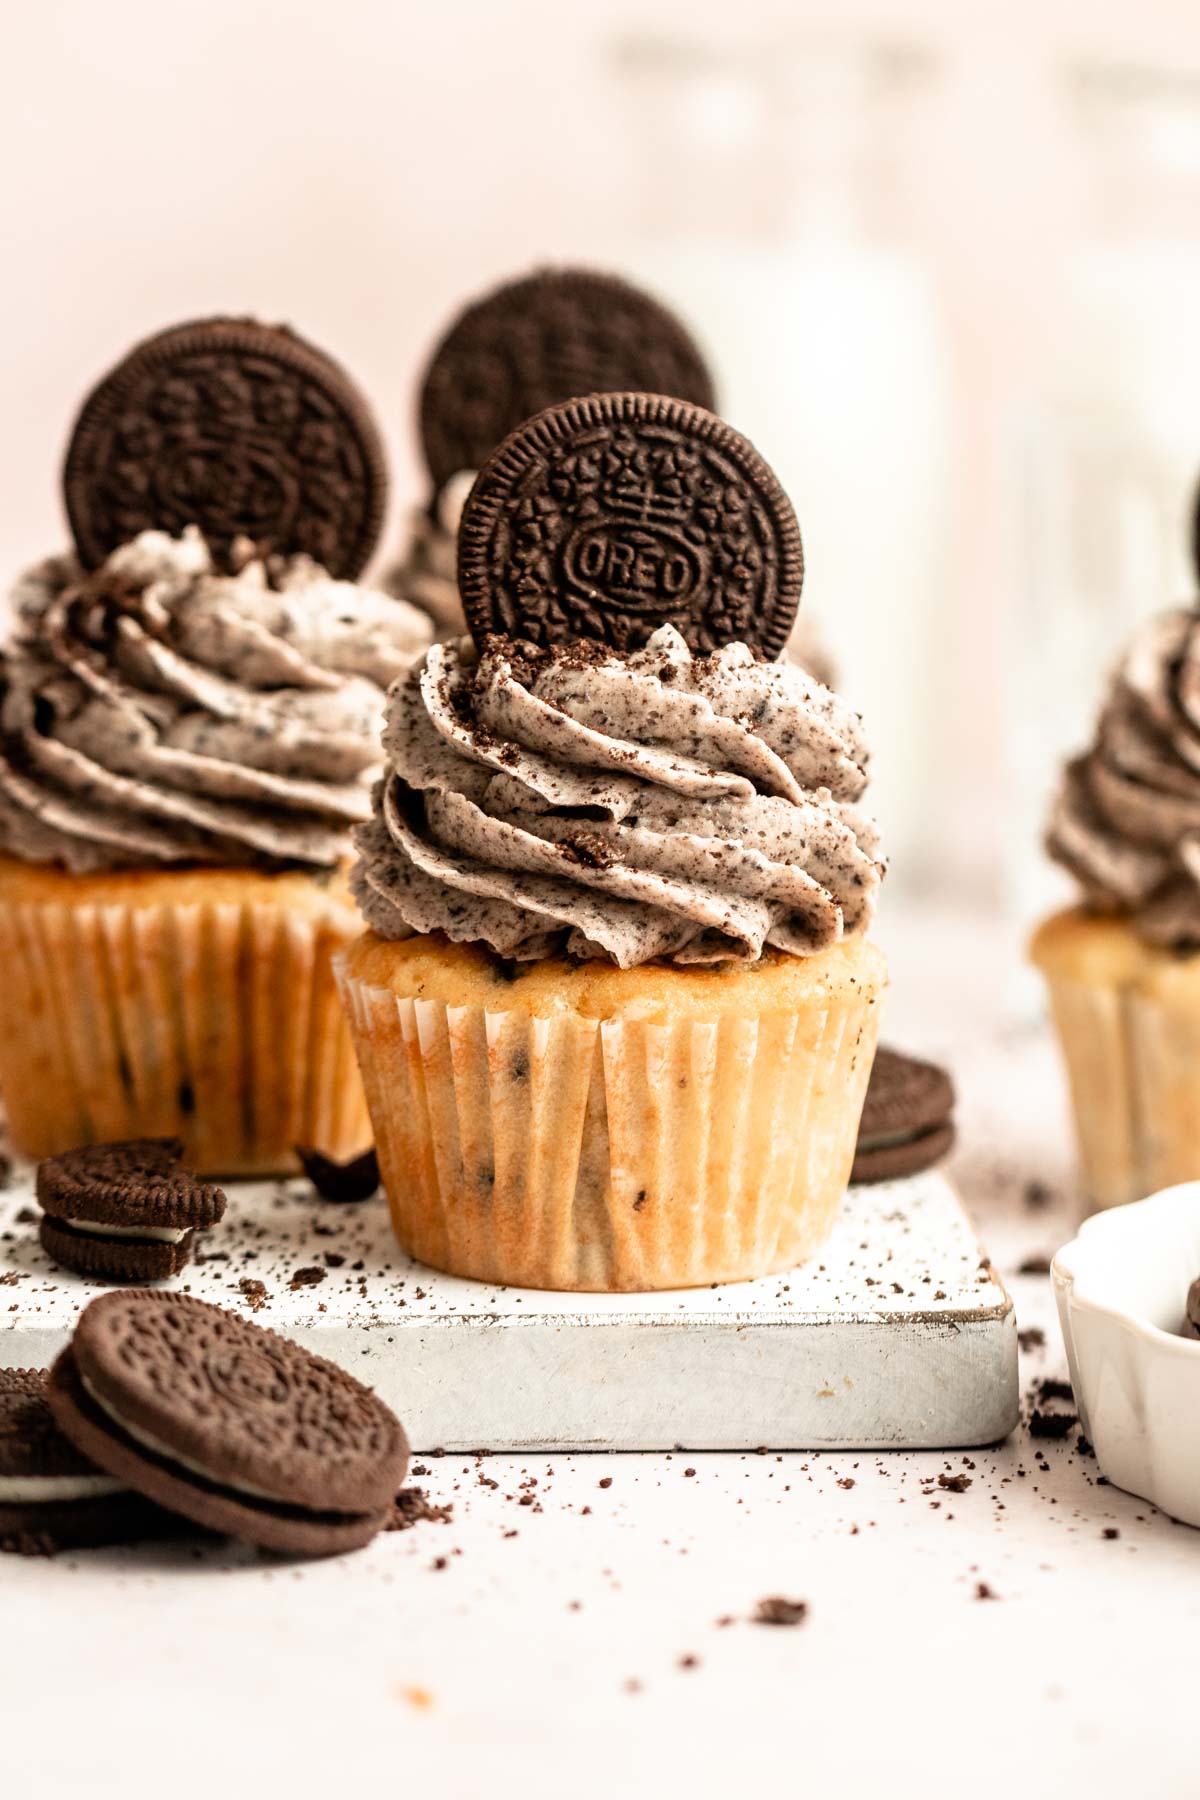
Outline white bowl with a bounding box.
[1053,1183,1200,1527]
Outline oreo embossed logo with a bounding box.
[561,521,706,616]
[457,392,802,657]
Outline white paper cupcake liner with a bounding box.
[1043,970,1200,1211]
[338,963,881,1291]
[0,893,370,1176]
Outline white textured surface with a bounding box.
[0,902,1196,1799]
[0,1168,1015,1451]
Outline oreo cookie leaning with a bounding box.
[851,1047,956,1184]
[37,1139,226,1281]
[0,1366,173,1555]
[47,1291,410,1556]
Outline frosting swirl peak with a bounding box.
[1048,608,1200,946]
[354,625,884,967]
[0,528,432,872]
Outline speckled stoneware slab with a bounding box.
[0,1169,1017,1451]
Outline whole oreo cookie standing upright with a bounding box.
[37,1138,226,1283]
[47,1290,410,1556]
[419,267,716,496]
[63,316,387,576]
[851,1047,956,1185]
[457,391,803,658]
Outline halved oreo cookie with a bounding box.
[37,1138,226,1282]
[295,1144,380,1203]
[64,316,387,576]
[47,1291,410,1556]
[0,1367,173,1555]
[457,392,803,657]
[419,267,715,494]
[851,1046,956,1185]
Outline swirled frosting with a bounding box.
[353,625,884,967]
[0,528,432,873]
[1047,609,1200,946]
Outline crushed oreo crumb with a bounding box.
[754,1597,809,1627]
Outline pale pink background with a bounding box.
[3,0,1199,903]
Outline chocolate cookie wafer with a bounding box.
[64,316,387,576]
[851,1047,956,1184]
[37,1139,226,1281]
[419,267,715,493]
[0,1367,173,1555]
[457,391,803,658]
[47,1291,410,1556]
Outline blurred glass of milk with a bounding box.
[1018,64,1200,931]
[607,32,949,893]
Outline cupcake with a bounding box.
[0,317,432,1174]
[340,391,887,1291]
[1032,605,1200,1209]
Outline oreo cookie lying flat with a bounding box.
[1185,1276,1200,1341]
[419,267,715,494]
[0,1366,173,1555]
[37,1138,226,1282]
[64,316,387,576]
[457,392,803,657]
[47,1291,410,1556]
[851,1047,956,1185]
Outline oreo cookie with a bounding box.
[851,1047,956,1185]
[295,1144,380,1204]
[37,1138,226,1282]
[64,316,387,576]
[419,267,715,494]
[457,391,803,657]
[47,1291,410,1556]
[0,1367,172,1555]
[1185,1276,1200,1341]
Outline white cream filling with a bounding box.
[80,1372,283,1505]
[861,1125,943,1151]
[0,1470,124,1503]
[64,1217,188,1244]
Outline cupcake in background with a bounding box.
[1032,588,1200,1210]
[340,390,886,1292]
[386,265,835,684]
[0,317,431,1174]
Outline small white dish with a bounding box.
[1053,1183,1200,1527]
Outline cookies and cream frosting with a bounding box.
[353,625,884,967]
[0,527,432,873]
[1048,609,1200,947]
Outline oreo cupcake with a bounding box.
[0,319,431,1174]
[1033,596,1200,1209]
[340,393,886,1291]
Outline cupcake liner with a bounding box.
[0,890,370,1176]
[1041,967,1200,1211]
[338,960,881,1291]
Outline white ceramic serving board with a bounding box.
[0,1167,1017,1451]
